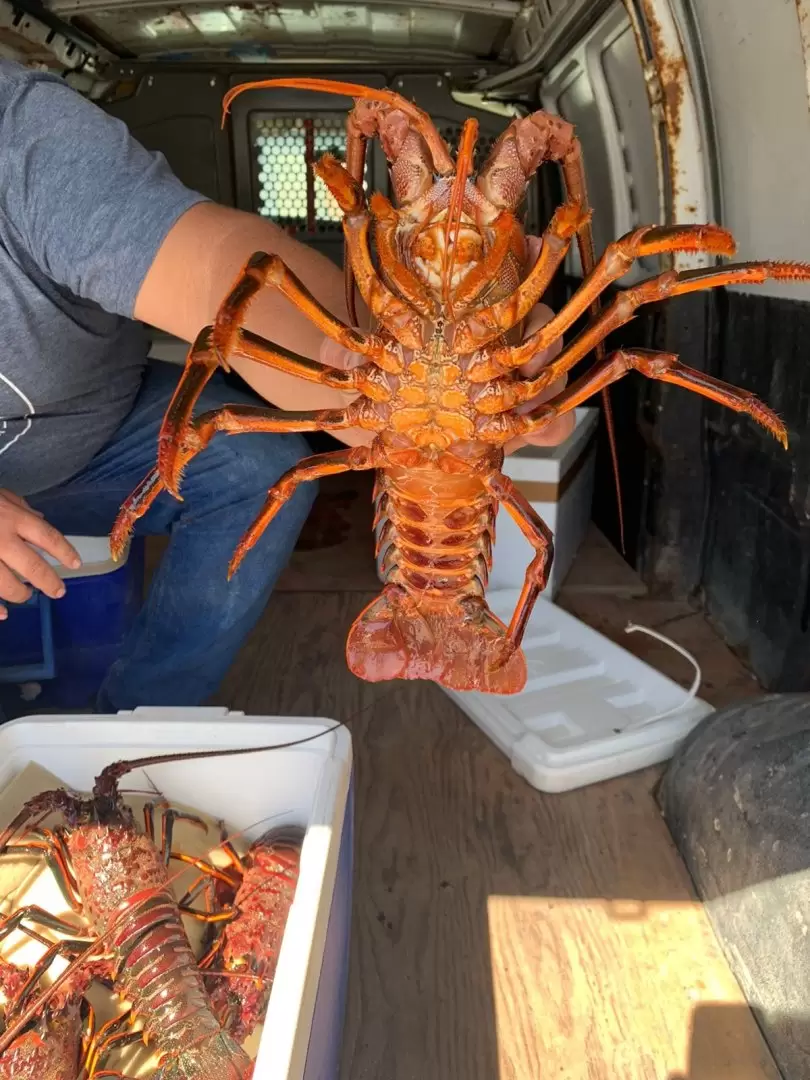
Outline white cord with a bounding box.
[621,622,702,730]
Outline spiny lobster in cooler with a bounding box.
[189,826,303,1043]
[0,945,122,1079]
[0,755,259,1079]
[0,951,87,1079]
[110,78,810,695]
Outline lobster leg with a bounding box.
[157,253,401,496]
[3,835,84,912]
[142,802,209,866]
[110,400,385,558]
[463,222,737,369]
[314,154,425,349]
[451,210,520,312]
[473,258,810,419]
[473,109,624,537]
[482,474,554,661]
[83,1010,143,1079]
[0,905,91,944]
[369,192,435,317]
[210,250,389,361]
[517,348,789,448]
[453,199,588,351]
[228,443,384,578]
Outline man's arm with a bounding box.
[134,202,575,450]
[133,201,367,424]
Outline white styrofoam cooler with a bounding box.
[0,708,354,1080]
[488,407,599,600]
[444,590,715,793]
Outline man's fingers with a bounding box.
[17,516,81,573]
[2,537,68,600]
[1,490,43,517]
[0,561,34,606]
[519,302,563,378]
[526,234,543,268]
[320,336,364,371]
[504,412,576,454]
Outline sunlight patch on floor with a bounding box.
[486,894,780,1080]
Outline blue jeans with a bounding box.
[28,359,318,712]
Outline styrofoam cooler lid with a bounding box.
[443,589,715,793]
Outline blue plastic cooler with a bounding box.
[0,536,145,712]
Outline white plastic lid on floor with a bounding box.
[442,589,714,794]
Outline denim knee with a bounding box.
[211,430,319,523]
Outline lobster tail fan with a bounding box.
[345,585,527,695]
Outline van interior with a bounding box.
[1,1,809,1076]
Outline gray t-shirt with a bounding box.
[0,60,208,496]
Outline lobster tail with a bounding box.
[345,585,527,694]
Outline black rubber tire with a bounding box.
[658,692,810,1080]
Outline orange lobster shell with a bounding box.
[112,78,808,695]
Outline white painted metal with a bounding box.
[690,0,810,301]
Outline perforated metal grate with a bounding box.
[252,113,370,233]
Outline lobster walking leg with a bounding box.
[464,223,738,372]
[451,199,587,347]
[142,801,209,865]
[158,252,400,496]
[313,155,425,348]
[474,259,810,420]
[482,474,553,661]
[369,193,435,317]
[228,443,384,577]
[519,348,789,448]
[111,402,385,557]
[0,905,91,948]
[450,210,518,312]
[210,250,388,361]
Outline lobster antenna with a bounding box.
[443,118,478,317]
[92,684,401,801]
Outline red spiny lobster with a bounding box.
[0,762,256,1079]
[110,79,810,696]
[195,827,302,1043]
[0,944,120,1079]
[0,951,85,1079]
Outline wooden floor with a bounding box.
[199,473,780,1080]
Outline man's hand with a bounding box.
[0,490,82,620]
[319,233,574,453]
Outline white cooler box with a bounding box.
[0,707,354,1080]
[488,406,598,600]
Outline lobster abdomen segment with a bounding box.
[348,465,527,694]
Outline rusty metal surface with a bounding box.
[795,0,810,114]
[622,0,717,270]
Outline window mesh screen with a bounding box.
[252,113,370,232]
[250,114,532,234]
